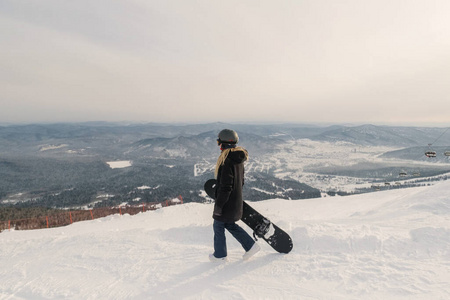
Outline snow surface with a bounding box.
[1,181,450,299]
[106,161,132,169]
[39,144,68,152]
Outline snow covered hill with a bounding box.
[1,181,450,299]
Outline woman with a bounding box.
[210,129,260,262]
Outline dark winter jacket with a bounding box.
[213,148,248,223]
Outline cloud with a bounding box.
[1,0,450,125]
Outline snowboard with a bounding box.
[204,179,293,254]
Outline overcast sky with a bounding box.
[1,0,450,125]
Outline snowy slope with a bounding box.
[1,181,450,300]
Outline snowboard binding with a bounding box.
[253,218,271,240]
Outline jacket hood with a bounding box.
[227,149,248,164]
[214,147,248,178]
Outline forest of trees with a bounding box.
[1,155,321,220]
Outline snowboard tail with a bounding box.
[204,179,293,254]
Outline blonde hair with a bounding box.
[214,147,248,179]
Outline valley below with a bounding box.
[1,122,450,211]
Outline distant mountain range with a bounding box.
[1,122,449,208]
[1,122,449,169]
[309,124,449,147]
[1,122,448,153]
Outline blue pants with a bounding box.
[213,220,255,258]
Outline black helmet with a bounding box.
[217,129,239,144]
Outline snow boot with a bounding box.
[243,243,261,261]
[209,254,228,262]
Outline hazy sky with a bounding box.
[2,0,450,125]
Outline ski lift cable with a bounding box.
[408,126,450,161]
[425,127,450,156]
[429,127,450,146]
[384,127,449,184]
